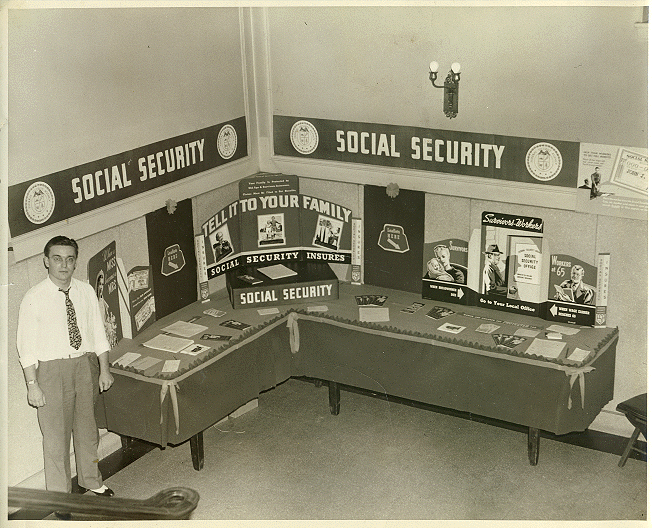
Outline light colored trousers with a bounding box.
[36,354,103,493]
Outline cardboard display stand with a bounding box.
[472,212,549,318]
[422,238,474,305]
[363,184,425,294]
[226,261,339,309]
[199,173,351,308]
[88,241,123,348]
[544,254,597,326]
[146,198,198,319]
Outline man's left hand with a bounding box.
[99,371,114,392]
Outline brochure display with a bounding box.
[126,265,156,336]
[196,173,350,308]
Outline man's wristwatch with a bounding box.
[27,380,37,386]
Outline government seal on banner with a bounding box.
[217,124,238,159]
[525,142,563,182]
[23,181,55,224]
[290,120,319,155]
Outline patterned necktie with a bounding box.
[60,288,82,350]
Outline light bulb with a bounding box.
[429,61,439,73]
[451,62,461,74]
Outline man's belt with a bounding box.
[62,351,88,359]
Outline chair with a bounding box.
[616,393,647,467]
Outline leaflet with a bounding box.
[258,264,298,280]
[546,324,580,336]
[161,359,181,373]
[129,355,162,372]
[567,347,591,362]
[359,306,390,322]
[143,334,194,353]
[525,338,567,359]
[161,320,209,338]
[112,352,141,367]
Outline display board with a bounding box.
[87,241,122,349]
[476,212,548,318]
[363,185,425,294]
[127,265,156,336]
[146,199,198,319]
[545,255,597,326]
[197,173,354,281]
[422,238,472,305]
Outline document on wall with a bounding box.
[257,264,298,280]
[161,320,209,337]
[525,338,567,359]
[143,334,194,353]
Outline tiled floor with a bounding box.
[103,378,647,521]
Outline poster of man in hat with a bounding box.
[482,243,508,295]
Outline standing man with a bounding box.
[590,166,602,199]
[16,236,116,516]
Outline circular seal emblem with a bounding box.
[217,124,237,160]
[525,142,563,181]
[290,120,319,155]
[23,181,55,224]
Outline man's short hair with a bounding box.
[44,236,78,258]
[571,265,584,275]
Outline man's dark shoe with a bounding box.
[54,511,72,520]
[79,486,115,497]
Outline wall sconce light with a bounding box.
[429,61,461,119]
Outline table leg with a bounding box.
[528,427,540,466]
[190,432,204,471]
[329,381,340,415]
[120,435,134,450]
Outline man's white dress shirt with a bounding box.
[17,277,110,369]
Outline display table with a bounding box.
[100,283,617,468]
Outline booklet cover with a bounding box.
[258,264,298,280]
[425,306,456,320]
[545,254,597,326]
[143,334,194,353]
